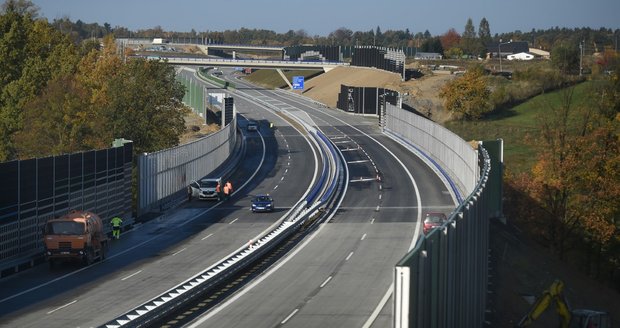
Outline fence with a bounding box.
[385,102,503,327]
[0,143,133,268]
[384,103,478,197]
[137,115,236,217]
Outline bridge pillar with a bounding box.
[276,69,293,89]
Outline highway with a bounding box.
[0,67,454,328]
[0,69,318,327]
[186,73,455,327]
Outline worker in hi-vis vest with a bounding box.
[111,216,123,240]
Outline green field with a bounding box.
[244,69,323,89]
[445,81,593,174]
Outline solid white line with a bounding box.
[121,270,142,281]
[345,252,354,261]
[201,233,214,241]
[46,300,77,315]
[171,248,186,256]
[362,284,394,328]
[281,308,299,324]
[229,218,239,225]
[361,233,367,241]
[320,276,332,288]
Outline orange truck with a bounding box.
[43,210,109,267]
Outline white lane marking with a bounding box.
[362,284,394,328]
[349,178,375,183]
[320,276,332,288]
[375,205,380,211]
[201,233,214,241]
[281,177,285,181]
[333,140,350,144]
[340,148,358,152]
[379,194,382,200]
[370,218,375,224]
[229,218,239,225]
[345,252,354,261]
[361,233,367,241]
[347,160,370,164]
[285,169,288,174]
[281,308,299,324]
[46,300,77,315]
[274,185,279,190]
[171,248,186,256]
[121,270,142,281]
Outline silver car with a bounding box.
[190,178,222,200]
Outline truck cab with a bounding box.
[44,210,109,267]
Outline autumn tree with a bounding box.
[513,86,619,272]
[439,64,491,120]
[440,28,461,51]
[0,0,80,160]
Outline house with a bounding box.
[486,41,529,58]
[414,52,443,60]
[507,52,534,61]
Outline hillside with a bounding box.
[301,66,456,122]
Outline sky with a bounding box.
[31,0,620,37]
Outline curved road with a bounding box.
[187,75,455,327]
[0,69,318,327]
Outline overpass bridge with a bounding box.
[157,56,348,72]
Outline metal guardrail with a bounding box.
[103,114,344,328]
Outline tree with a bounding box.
[478,17,491,43]
[551,42,580,74]
[439,64,491,120]
[440,28,461,51]
[514,87,619,265]
[13,75,93,158]
[461,18,477,55]
[101,58,188,155]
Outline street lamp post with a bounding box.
[498,39,512,72]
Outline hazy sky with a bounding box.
[32,0,620,37]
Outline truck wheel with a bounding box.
[83,249,94,266]
[100,242,107,261]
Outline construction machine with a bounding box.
[517,279,611,328]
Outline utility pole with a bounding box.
[579,39,584,77]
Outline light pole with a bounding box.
[498,39,512,72]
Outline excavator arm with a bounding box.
[517,279,572,328]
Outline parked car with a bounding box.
[190,177,222,200]
[247,120,259,131]
[251,194,274,212]
[423,212,448,234]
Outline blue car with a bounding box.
[251,194,274,212]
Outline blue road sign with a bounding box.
[292,76,304,90]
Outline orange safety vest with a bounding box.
[216,183,221,193]
[223,185,230,195]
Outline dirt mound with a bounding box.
[301,66,456,123]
